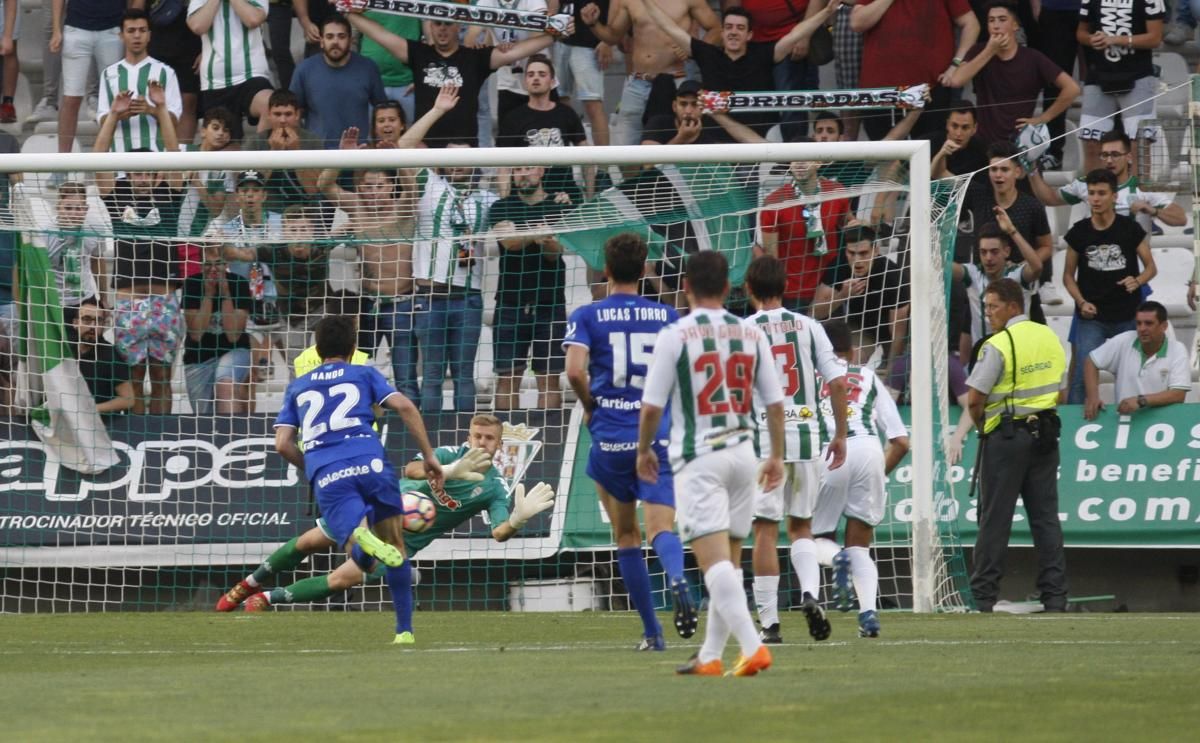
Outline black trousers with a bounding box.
[1034,9,1084,161]
[970,426,1068,609]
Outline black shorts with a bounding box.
[492,302,566,376]
[149,21,202,95]
[200,77,274,140]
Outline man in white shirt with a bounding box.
[97,9,182,152]
[1083,300,1191,420]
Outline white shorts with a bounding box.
[63,26,124,98]
[553,43,605,102]
[753,459,821,522]
[812,438,887,534]
[1079,77,1158,141]
[673,439,757,542]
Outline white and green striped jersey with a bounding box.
[97,57,183,152]
[747,307,844,462]
[818,361,907,443]
[412,168,498,291]
[643,308,784,472]
[188,0,270,91]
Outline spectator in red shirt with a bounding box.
[850,0,979,140]
[758,137,852,312]
[739,0,833,136]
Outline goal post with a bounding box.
[0,140,971,614]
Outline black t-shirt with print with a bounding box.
[408,42,496,147]
[1064,214,1146,323]
[180,272,255,365]
[1079,0,1166,91]
[497,103,587,192]
[821,255,911,344]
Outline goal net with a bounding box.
[0,141,971,615]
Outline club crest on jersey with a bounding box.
[494,422,543,496]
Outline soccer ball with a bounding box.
[401,491,437,533]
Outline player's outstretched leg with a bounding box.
[352,526,405,568]
[616,546,665,650]
[243,575,338,611]
[216,536,311,611]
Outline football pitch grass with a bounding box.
[3,611,1197,741]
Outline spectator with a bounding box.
[65,300,136,415]
[554,0,613,146]
[1076,0,1165,174]
[584,0,720,148]
[43,181,108,311]
[179,106,238,239]
[0,0,19,122]
[258,205,331,363]
[266,0,323,91]
[959,143,1054,308]
[97,9,183,153]
[1063,168,1157,403]
[242,90,324,220]
[94,87,186,415]
[318,88,462,394]
[929,102,989,179]
[181,242,255,415]
[147,0,203,143]
[641,80,723,145]
[850,0,979,139]
[27,5,60,125]
[1083,300,1190,419]
[758,139,853,313]
[411,144,499,412]
[51,0,124,154]
[810,224,910,370]
[0,128,19,412]
[951,219,1042,347]
[1031,0,1083,169]
[346,8,563,147]
[367,100,407,148]
[290,13,387,148]
[359,4,420,123]
[642,1,840,142]
[740,0,833,138]
[467,0,553,124]
[1028,131,1188,235]
[488,166,581,410]
[497,55,589,196]
[218,170,282,327]
[946,1,1079,148]
[832,0,864,141]
[187,0,274,141]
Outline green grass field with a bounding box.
[3,611,1198,741]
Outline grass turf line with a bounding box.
[2,612,1197,741]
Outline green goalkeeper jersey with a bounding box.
[402,445,511,555]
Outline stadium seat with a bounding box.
[1152,52,1190,120]
[1045,251,1075,317]
[1149,247,1196,317]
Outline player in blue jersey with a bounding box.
[563,232,696,651]
[274,315,444,643]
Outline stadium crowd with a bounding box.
[0,0,1195,418]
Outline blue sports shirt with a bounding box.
[562,294,677,442]
[275,362,398,475]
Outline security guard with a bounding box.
[966,278,1068,612]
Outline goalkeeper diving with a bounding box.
[217,415,555,643]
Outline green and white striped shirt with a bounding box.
[643,308,783,472]
[747,307,844,462]
[97,57,182,152]
[188,0,270,91]
[818,361,907,443]
[412,168,497,291]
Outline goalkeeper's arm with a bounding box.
[491,483,556,542]
[403,447,492,481]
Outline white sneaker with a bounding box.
[26,96,57,123]
[1040,283,1064,306]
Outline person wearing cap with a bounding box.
[217,169,282,329]
[639,80,722,146]
[640,2,840,143]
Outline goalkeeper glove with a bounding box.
[508,482,555,530]
[442,447,493,482]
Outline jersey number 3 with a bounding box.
[694,352,754,415]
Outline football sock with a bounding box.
[617,546,661,638]
[350,543,376,573]
[249,536,306,586]
[848,546,878,612]
[650,531,685,584]
[706,561,761,657]
[698,588,730,664]
[386,561,415,633]
[268,576,331,605]
[752,575,780,628]
[815,537,842,568]
[789,538,821,599]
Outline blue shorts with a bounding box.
[311,454,403,549]
[587,442,674,507]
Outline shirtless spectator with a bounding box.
[583,0,720,149]
[319,86,461,397]
[94,85,186,415]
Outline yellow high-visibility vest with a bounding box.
[981,320,1065,434]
